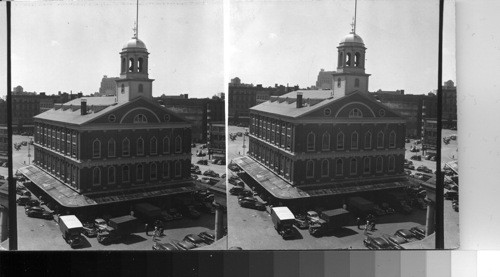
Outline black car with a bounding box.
[82,226,98,238]
[294,215,309,229]
[203,170,219,178]
[394,229,418,242]
[16,196,32,206]
[152,242,179,251]
[25,199,41,209]
[198,231,215,245]
[25,207,53,220]
[444,191,458,200]
[228,163,240,172]
[363,236,394,250]
[196,159,208,165]
[229,186,245,195]
[238,197,266,211]
[410,226,426,240]
[385,234,407,248]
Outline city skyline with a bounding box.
[230,0,455,95]
[3,0,223,98]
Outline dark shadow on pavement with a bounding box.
[122,234,148,245]
[75,236,92,249]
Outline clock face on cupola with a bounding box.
[115,7,155,104]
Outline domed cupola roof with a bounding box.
[339,32,364,45]
[123,37,147,50]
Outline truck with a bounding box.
[59,215,84,248]
[270,207,295,240]
[134,203,162,222]
[97,215,138,245]
[348,197,376,218]
[308,209,350,236]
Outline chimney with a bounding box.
[296,91,303,108]
[81,99,87,115]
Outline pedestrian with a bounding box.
[371,221,376,231]
[356,217,361,229]
[145,223,149,236]
[365,220,370,231]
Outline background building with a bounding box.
[98,75,119,96]
[315,69,336,90]
[442,80,457,129]
[207,122,225,160]
[0,125,7,163]
[422,118,437,155]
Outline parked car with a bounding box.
[168,208,183,220]
[198,231,215,245]
[160,211,175,222]
[444,191,458,200]
[363,236,394,250]
[191,168,202,175]
[228,163,240,172]
[16,196,32,206]
[25,206,53,220]
[94,218,108,230]
[238,197,266,211]
[152,242,179,251]
[82,225,98,238]
[394,229,418,242]
[410,226,426,240]
[25,199,41,209]
[196,151,206,157]
[229,186,245,195]
[203,170,219,178]
[175,240,197,250]
[417,165,432,173]
[184,234,207,247]
[237,190,254,198]
[386,234,407,246]
[185,205,201,219]
[306,211,320,223]
[196,159,208,165]
[410,155,421,161]
[294,214,309,229]
[228,175,240,185]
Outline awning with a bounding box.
[234,156,409,200]
[19,165,205,208]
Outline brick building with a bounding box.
[19,26,200,210]
[235,27,408,206]
[98,75,119,96]
[442,80,457,128]
[207,122,225,160]
[316,69,336,90]
[0,125,6,163]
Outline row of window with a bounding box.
[304,156,397,178]
[306,130,397,151]
[249,141,293,181]
[92,136,183,158]
[92,161,182,186]
[35,125,78,158]
[250,116,293,151]
[34,149,79,189]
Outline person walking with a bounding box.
[145,223,149,236]
[356,217,361,229]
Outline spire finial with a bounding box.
[353,0,357,34]
[133,0,139,38]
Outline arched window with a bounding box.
[138,58,144,72]
[93,139,101,158]
[351,132,358,149]
[377,131,384,148]
[136,164,144,181]
[336,159,343,176]
[337,78,342,88]
[321,159,329,177]
[363,157,371,174]
[128,58,134,72]
[121,57,126,73]
[346,53,352,66]
[163,136,170,154]
[175,161,181,177]
[175,136,182,153]
[93,167,101,186]
[137,138,144,156]
[133,114,148,123]
[322,132,330,150]
[108,139,116,157]
[122,138,130,156]
[306,160,314,178]
[307,133,315,151]
[354,52,361,67]
[138,84,144,93]
[349,108,363,118]
[150,137,157,155]
[163,162,170,178]
[108,166,115,184]
[150,163,157,180]
[364,132,372,149]
[376,156,383,173]
[350,158,357,175]
[337,132,344,150]
[389,131,396,148]
[355,78,360,87]
[123,166,130,182]
[388,156,395,172]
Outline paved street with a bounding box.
[8,135,220,250]
[227,125,459,250]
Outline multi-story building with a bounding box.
[159,96,224,143]
[98,75,119,96]
[20,25,199,210]
[0,125,7,163]
[235,27,407,206]
[207,122,225,160]
[316,69,336,90]
[11,93,59,134]
[442,80,457,128]
[422,118,437,154]
[228,78,299,126]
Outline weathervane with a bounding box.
[352,0,357,34]
[132,0,139,38]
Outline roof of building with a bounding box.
[340,32,364,45]
[250,89,385,119]
[123,37,147,50]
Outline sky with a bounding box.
[4,0,223,98]
[230,0,456,95]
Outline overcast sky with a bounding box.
[230,0,456,95]
[3,0,223,98]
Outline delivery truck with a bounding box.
[134,203,162,222]
[308,209,350,236]
[97,215,138,245]
[59,215,84,248]
[270,207,295,240]
[348,197,375,217]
